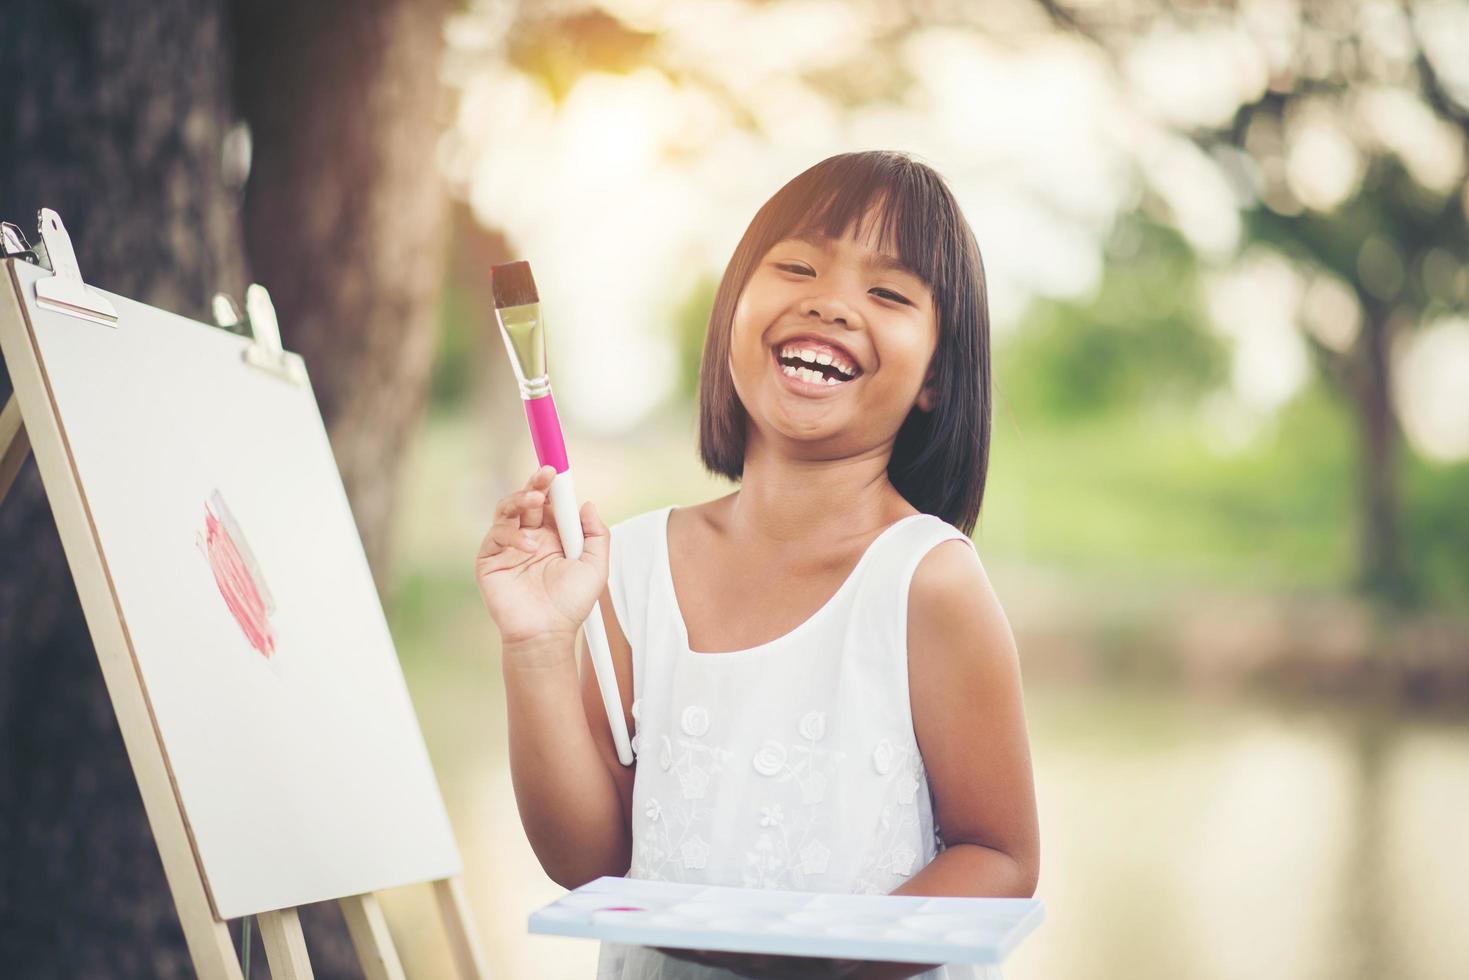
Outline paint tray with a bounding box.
[529,876,1045,965]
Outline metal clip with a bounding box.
[1,222,41,265]
[210,291,250,336]
[32,209,119,327]
[240,283,306,385]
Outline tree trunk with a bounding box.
[234,0,453,591]
[0,0,450,974]
[1355,308,1405,601]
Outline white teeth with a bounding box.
[783,363,839,386]
[779,345,858,377]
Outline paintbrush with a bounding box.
[490,260,633,766]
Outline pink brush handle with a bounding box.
[524,392,570,473]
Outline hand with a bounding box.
[654,947,865,979]
[475,464,609,647]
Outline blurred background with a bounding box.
[2,1,1467,978]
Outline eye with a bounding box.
[775,261,913,306]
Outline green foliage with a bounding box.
[1404,456,1469,610]
[981,379,1358,590]
[672,273,719,406]
[979,372,1469,610]
[1246,156,1469,315]
[429,280,478,411]
[998,219,1229,421]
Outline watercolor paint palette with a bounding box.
[529,876,1045,965]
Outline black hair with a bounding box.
[696,150,991,535]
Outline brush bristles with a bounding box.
[490,261,539,309]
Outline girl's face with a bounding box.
[728,209,938,453]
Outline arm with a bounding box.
[503,572,637,888]
[904,538,1039,895]
[854,539,1041,980]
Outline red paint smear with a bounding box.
[202,501,276,658]
[598,906,644,912]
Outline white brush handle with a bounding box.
[547,468,634,766]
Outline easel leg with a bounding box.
[258,907,315,979]
[340,893,406,980]
[0,394,29,504]
[433,877,490,979]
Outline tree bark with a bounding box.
[0,4,261,976]
[235,0,453,589]
[0,0,451,975]
[1354,306,1405,601]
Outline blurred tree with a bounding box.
[1033,0,1469,602]
[1001,218,1230,420]
[672,273,720,405]
[0,0,451,975]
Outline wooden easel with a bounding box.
[0,212,490,980]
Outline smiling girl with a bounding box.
[477,150,1039,979]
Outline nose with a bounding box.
[803,295,856,327]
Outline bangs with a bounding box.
[772,154,953,298]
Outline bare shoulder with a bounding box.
[908,536,1018,670]
[906,536,1037,893]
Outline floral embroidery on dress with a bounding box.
[681,704,709,737]
[873,738,896,775]
[851,738,933,894]
[752,740,787,776]
[739,708,847,890]
[798,710,826,741]
[799,839,832,875]
[680,834,710,870]
[632,702,733,881]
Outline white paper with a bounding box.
[19,261,461,918]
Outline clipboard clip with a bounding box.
[31,209,119,327]
[1,222,41,265]
[234,283,306,386]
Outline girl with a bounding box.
[477,150,1038,980]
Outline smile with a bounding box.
[770,347,860,397]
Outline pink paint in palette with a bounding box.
[196,489,277,658]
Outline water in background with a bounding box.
[376,653,1469,980]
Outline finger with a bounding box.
[492,489,545,530]
[521,484,547,528]
[492,493,525,531]
[478,506,519,558]
[519,488,548,529]
[522,465,556,528]
[491,521,537,553]
[523,463,556,493]
[577,500,608,570]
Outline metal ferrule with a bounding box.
[494,301,552,399]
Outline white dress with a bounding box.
[595,505,1004,980]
